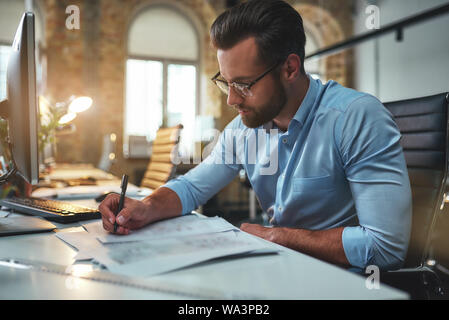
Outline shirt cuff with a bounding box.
[342,226,374,269]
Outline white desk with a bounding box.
[43,163,118,181]
[0,198,408,299]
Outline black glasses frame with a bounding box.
[211,62,281,95]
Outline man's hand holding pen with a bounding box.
[98,186,183,234]
[98,194,155,235]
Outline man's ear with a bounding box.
[283,54,301,82]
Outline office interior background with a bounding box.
[0,0,449,271]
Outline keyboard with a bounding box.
[0,197,101,223]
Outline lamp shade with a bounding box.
[68,96,93,113]
[59,112,77,124]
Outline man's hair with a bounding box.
[210,0,307,74]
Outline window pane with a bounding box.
[125,59,163,141]
[167,64,196,156]
[0,45,11,101]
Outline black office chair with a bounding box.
[381,93,449,299]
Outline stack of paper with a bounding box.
[56,214,278,278]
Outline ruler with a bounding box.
[0,258,265,299]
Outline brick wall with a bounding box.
[43,0,218,183]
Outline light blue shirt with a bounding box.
[164,75,412,271]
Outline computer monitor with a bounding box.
[0,12,39,185]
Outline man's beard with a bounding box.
[237,78,287,128]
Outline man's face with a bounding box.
[217,37,287,128]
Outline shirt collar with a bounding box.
[291,74,319,127]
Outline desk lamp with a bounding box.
[38,95,93,153]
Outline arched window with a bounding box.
[124,5,199,158]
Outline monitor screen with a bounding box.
[0,12,39,185]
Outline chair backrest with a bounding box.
[140,124,183,190]
[383,93,449,268]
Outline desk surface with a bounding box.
[0,201,408,299]
[34,164,151,200]
[44,163,118,181]
[1,165,408,299]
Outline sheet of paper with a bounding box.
[84,214,238,244]
[55,215,278,278]
[58,215,239,262]
[90,230,277,277]
[55,230,100,261]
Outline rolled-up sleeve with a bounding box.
[163,120,242,215]
[337,95,412,271]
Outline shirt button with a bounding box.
[278,206,282,211]
[282,138,288,144]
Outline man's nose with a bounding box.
[227,86,244,107]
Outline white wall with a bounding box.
[0,0,26,43]
[354,0,449,102]
[0,0,43,45]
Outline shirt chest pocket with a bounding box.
[292,175,335,193]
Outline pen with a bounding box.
[114,174,128,233]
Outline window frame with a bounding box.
[126,54,199,130]
[124,5,202,159]
[124,55,200,159]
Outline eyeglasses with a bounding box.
[211,62,280,98]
